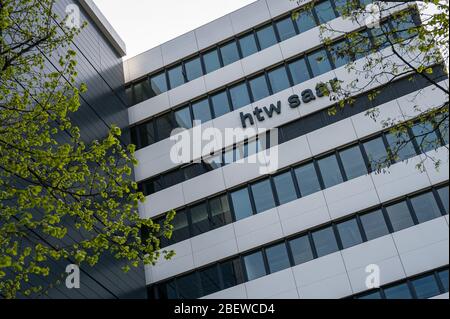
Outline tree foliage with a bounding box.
[0,0,174,298]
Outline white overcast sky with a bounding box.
[93,0,256,59]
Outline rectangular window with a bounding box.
[336,218,363,249]
[349,30,371,60]
[203,49,221,73]
[220,41,240,66]
[157,280,178,299]
[156,112,176,141]
[438,269,449,292]
[190,202,210,236]
[294,162,322,197]
[411,274,441,299]
[223,147,234,165]
[249,74,270,102]
[239,33,258,58]
[199,267,221,296]
[133,78,153,103]
[312,226,339,257]
[170,210,190,244]
[211,90,231,118]
[307,49,332,77]
[412,121,440,153]
[384,283,413,299]
[229,82,251,109]
[357,291,383,299]
[230,187,254,221]
[163,169,184,188]
[314,0,337,24]
[329,40,351,68]
[256,24,278,50]
[385,201,414,232]
[220,258,245,289]
[437,186,449,214]
[177,273,201,299]
[289,235,314,265]
[339,145,368,180]
[167,64,185,89]
[244,251,267,281]
[288,57,310,85]
[209,194,233,228]
[251,179,276,213]
[184,56,203,81]
[385,131,417,162]
[265,243,291,273]
[437,113,449,145]
[363,137,389,171]
[294,9,316,32]
[268,66,291,94]
[174,106,193,129]
[317,154,344,188]
[192,98,212,124]
[410,192,442,223]
[360,209,390,240]
[273,171,298,205]
[275,16,297,41]
[150,72,168,96]
[138,121,156,147]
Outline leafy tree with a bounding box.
[0,0,174,298]
[292,0,449,171]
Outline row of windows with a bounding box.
[148,185,449,299]
[137,66,447,197]
[154,119,448,248]
[352,267,449,299]
[129,13,418,150]
[126,0,373,106]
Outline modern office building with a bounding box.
[123,0,449,300]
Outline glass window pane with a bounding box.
[438,269,449,292]
[156,112,176,140]
[244,251,267,281]
[184,56,203,81]
[339,145,368,180]
[384,283,413,299]
[190,202,210,236]
[266,243,291,273]
[349,30,371,60]
[385,201,414,232]
[360,209,390,241]
[203,49,221,73]
[312,226,339,258]
[229,82,251,110]
[437,186,449,214]
[437,113,449,145]
[294,9,316,32]
[386,131,417,162]
[294,162,322,197]
[138,121,156,147]
[163,169,184,188]
[199,267,221,296]
[308,49,332,77]
[174,106,192,129]
[357,291,383,299]
[171,210,190,243]
[133,78,153,103]
[239,33,258,58]
[273,171,298,205]
[192,98,212,124]
[329,40,351,68]
[314,0,337,24]
[220,41,240,66]
[249,74,270,102]
[288,58,310,85]
[410,192,442,223]
[318,154,344,188]
[231,188,254,221]
[204,153,223,170]
[256,24,278,50]
[210,194,233,228]
[412,274,441,299]
[211,90,231,118]
[268,66,291,94]
[251,179,276,213]
[157,280,178,299]
[337,218,363,249]
[150,72,168,96]
[177,273,201,299]
[412,121,440,153]
[221,258,245,289]
[363,137,389,171]
[289,235,314,265]
[276,17,297,41]
[168,64,185,89]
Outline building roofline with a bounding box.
[79,0,127,57]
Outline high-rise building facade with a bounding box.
[123,0,449,299]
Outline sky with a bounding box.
[93,0,256,59]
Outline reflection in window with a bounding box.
[268,66,291,94]
[339,145,368,180]
[210,195,233,228]
[177,273,201,299]
[256,24,278,50]
[318,154,344,188]
[312,226,339,257]
[384,283,413,299]
[314,0,337,24]
[168,64,185,89]
[410,192,442,223]
[289,235,314,265]
[385,201,414,232]
[251,179,276,213]
[230,188,254,221]
[276,17,297,41]
[265,243,291,273]
[220,41,240,66]
[288,58,310,85]
[294,162,322,197]
[239,33,258,58]
[360,209,389,241]
[190,202,210,236]
[244,251,267,281]
[203,49,221,73]
[156,112,176,141]
[308,49,332,77]
[184,56,203,81]
[412,121,440,153]
[192,98,212,124]
[411,274,441,299]
[437,186,449,214]
[171,210,190,244]
[294,9,316,32]
[249,74,270,102]
[273,171,298,205]
[229,82,251,110]
[211,90,231,118]
[336,218,363,249]
[150,72,168,96]
[199,267,221,296]
[221,258,245,289]
[385,131,417,162]
[329,40,351,68]
[363,137,389,171]
[438,269,449,292]
[174,106,193,129]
